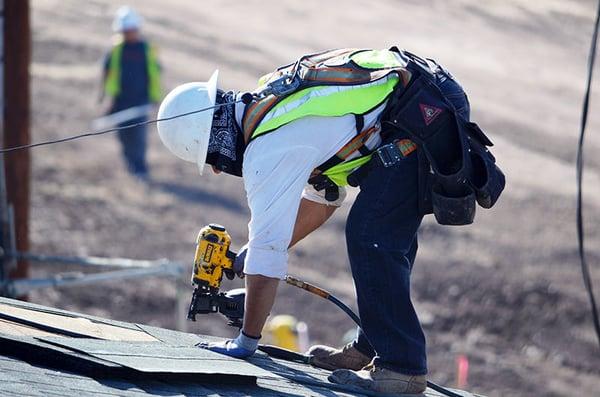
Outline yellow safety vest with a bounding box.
[104,41,162,103]
[242,48,413,185]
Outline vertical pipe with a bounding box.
[3,0,30,293]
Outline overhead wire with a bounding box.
[577,0,600,349]
[0,99,244,154]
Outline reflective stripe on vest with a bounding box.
[254,76,399,137]
[242,48,413,186]
[104,42,162,102]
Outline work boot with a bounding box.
[329,363,427,395]
[307,343,372,371]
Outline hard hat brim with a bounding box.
[156,70,219,173]
[196,69,219,175]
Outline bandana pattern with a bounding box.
[206,91,245,177]
[208,91,238,159]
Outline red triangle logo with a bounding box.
[419,103,443,126]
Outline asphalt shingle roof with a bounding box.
[0,297,480,397]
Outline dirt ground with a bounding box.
[20,0,600,396]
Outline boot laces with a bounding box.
[361,361,377,373]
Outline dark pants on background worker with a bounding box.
[346,66,470,375]
[117,116,149,177]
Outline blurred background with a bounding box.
[2,0,600,396]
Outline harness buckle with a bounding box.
[375,142,404,167]
[264,73,302,97]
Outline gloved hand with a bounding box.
[225,244,247,280]
[307,174,340,202]
[197,331,259,359]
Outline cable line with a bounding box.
[0,100,242,153]
[576,0,600,349]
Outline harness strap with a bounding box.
[354,114,364,135]
[312,115,374,176]
[358,145,371,157]
[308,124,380,201]
[313,155,343,176]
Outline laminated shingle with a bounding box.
[0,297,481,397]
[0,303,157,341]
[0,333,122,371]
[39,337,278,381]
[134,323,204,346]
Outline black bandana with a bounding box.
[206,90,246,177]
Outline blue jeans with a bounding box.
[117,117,148,176]
[347,66,470,375]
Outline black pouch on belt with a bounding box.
[384,74,477,225]
[353,47,506,224]
[465,121,505,209]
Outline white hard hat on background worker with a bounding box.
[113,6,142,32]
[156,70,219,175]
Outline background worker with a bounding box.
[102,6,162,179]
[156,47,502,395]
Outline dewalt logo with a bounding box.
[203,244,214,263]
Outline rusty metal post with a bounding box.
[3,0,30,291]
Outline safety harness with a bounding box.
[241,47,505,225]
[241,48,413,193]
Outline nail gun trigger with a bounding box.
[223,269,235,280]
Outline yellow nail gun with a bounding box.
[187,224,245,327]
[187,224,360,329]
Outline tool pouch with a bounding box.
[384,75,474,224]
[467,123,505,209]
[383,55,505,225]
[432,185,476,225]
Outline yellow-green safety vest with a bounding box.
[242,48,413,186]
[104,41,162,103]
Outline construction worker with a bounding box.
[102,6,162,179]
[156,48,503,395]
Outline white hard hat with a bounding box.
[157,70,219,175]
[113,6,142,32]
